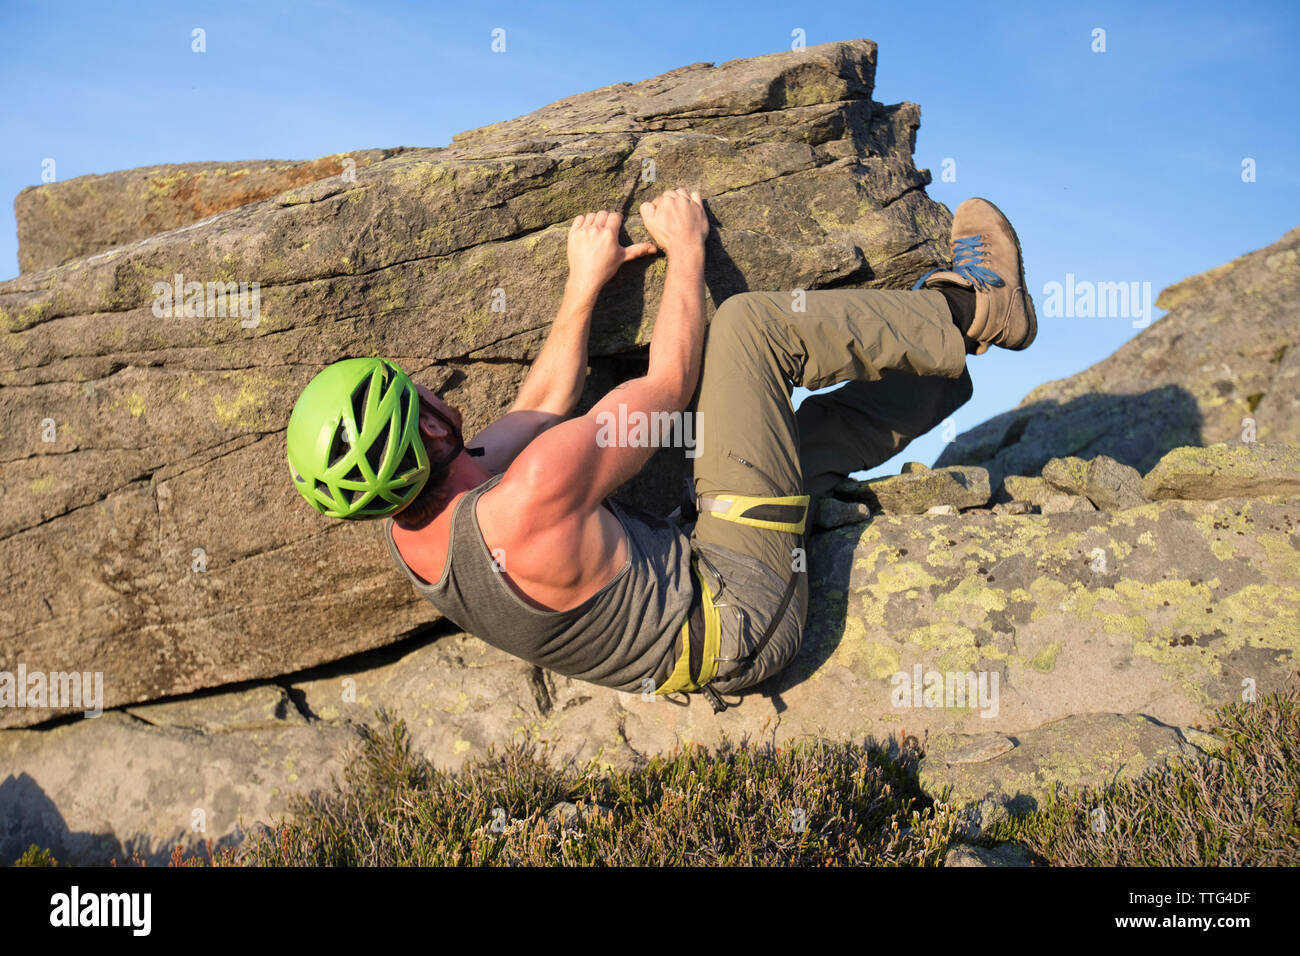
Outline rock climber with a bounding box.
[285,188,1036,711]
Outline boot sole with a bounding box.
[983,198,1036,351]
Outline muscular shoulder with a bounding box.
[478,465,624,594]
[476,469,570,570]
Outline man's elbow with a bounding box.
[640,372,693,414]
[512,390,580,419]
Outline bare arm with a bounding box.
[467,211,657,472]
[504,189,709,515]
[509,283,599,417]
[514,210,658,417]
[644,243,706,408]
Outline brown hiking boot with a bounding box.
[914,198,1037,353]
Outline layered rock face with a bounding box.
[14,151,405,273]
[0,39,951,727]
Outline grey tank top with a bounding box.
[382,472,694,692]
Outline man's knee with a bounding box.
[711,292,771,344]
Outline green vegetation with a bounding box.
[982,686,1299,865]
[13,687,1297,867]
[12,844,59,866]
[232,714,963,866]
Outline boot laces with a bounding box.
[951,234,1005,289]
[912,233,1006,291]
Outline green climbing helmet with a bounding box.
[286,357,431,519]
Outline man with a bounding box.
[286,189,1035,711]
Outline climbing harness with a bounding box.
[656,481,808,713]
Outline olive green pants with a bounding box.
[687,289,974,694]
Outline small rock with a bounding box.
[834,465,990,514]
[943,842,1034,867]
[900,461,931,474]
[925,504,957,515]
[814,497,873,529]
[1177,726,1230,755]
[1001,475,1055,507]
[546,800,614,830]
[1039,493,1097,514]
[1042,455,1147,511]
[1142,442,1300,500]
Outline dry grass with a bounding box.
[230,714,963,866]
[982,684,1300,865]
[15,685,1297,867]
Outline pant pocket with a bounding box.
[699,546,796,690]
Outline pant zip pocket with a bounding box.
[726,450,788,496]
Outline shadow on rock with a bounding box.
[935,383,1204,488]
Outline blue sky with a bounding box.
[2,0,1297,476]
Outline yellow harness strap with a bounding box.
[655,491,809,697]
[696,492,810,535]
[656,558,722,695]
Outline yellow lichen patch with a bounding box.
[127,393,146,418]
[1112,577,1209,616]
[1109,500,1168,527]
[849,540,897,585]
[1192,501,1257,537]
[415,220,460,251]
[212,371,285,430]
[1053,457,1089,487]
[1034,528,1091,567]
[1094,610,1150,640]
[145,170,194,195]
[1026,577,1071,621]
[371,277,408,314]
[1031,641,1063,671]
[459,307,493,343]
[934,575,1008,618]
[906,622,981,672]
[1212,584,1300,648]
[28,477,53,493]
[1210,538,1236,560]
[872,561,940,596]
[1255,531,1300,580]
[843,638,900,681]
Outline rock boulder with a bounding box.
[0,39,952,727]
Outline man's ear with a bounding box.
[417,400,451,442]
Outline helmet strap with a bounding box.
[421,398,485,478]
